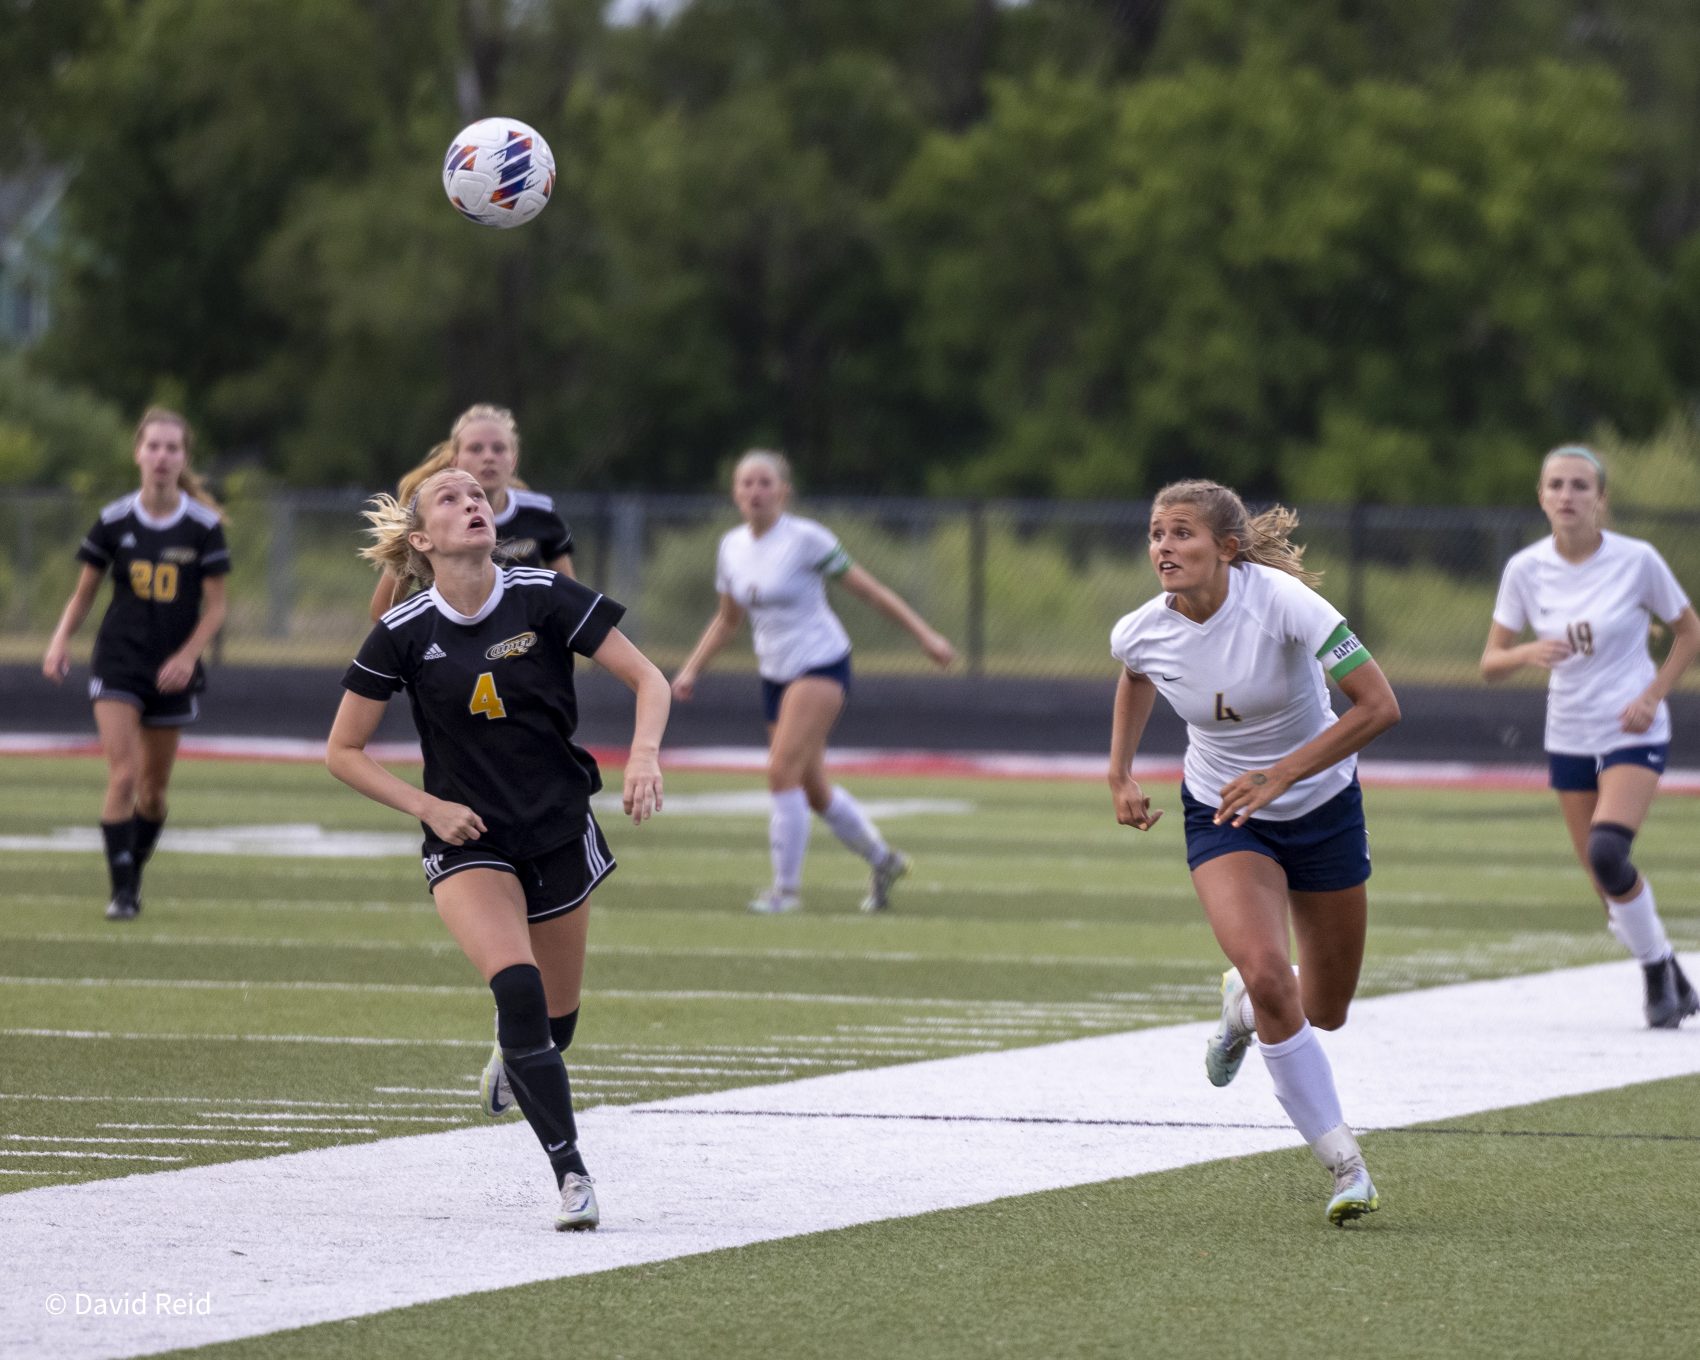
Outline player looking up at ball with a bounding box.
[1482,444,1700,1028]
[1107,479,1400,1227]
[369,404,574,623]
[42,408,230,922]
[328,468,669,1232]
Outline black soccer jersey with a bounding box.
[341,567,624,858]
[76,492,231,686]
[492,488,573,568]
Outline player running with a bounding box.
[670,449,955,914]
[1482,444,1700,1027]
[327,468,669,1231]
[42,408,230,921]
[1107,479,1400,1226]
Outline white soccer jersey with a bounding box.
[1110,563,1357,820]
[716,514,854,682]
[1492,530,1690,756]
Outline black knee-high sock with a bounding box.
[550,1008,579,1052]
[132,812,166,873]
[491,964,587,1185]
[100,821,137,898]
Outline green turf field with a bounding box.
[3,753,1698,1358]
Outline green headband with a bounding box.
[1545,444,1604,475]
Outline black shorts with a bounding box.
[421,818,615,922]
[88,674,200,728]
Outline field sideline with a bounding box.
[2,753,1698,1358]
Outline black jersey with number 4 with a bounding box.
[341,567,624,858]
[492,488,573,567]
[76,492,231,686]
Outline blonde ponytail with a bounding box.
[1151,479,1319,587]
[359,494,433,588]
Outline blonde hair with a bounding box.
[359,469,484,587]
[1152,479,1320,587]
[134,407,224,519]
[732,447,793,488]
[396,404,527,505]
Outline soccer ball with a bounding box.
[442,118,556,228]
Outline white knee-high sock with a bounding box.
[1260,1021,1345,1144]
[1608,879,1673,965]
[820,786,888,864]
[769,788,811,893]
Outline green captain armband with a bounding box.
[816,545,853,578]
[1317,622,1372,682]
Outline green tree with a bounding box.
[887,59,1671,502]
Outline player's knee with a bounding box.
[766,761,805,792]
[490,963,549,1052]
[136,784,167,819]
[1586,822,1638,898]
[1307,998,1351,1032]
[1239,957,1300,1012]
[106,767,139,804]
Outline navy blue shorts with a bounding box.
[421,818,615,923]
[761,653,852,724]
[1180,777,1370,894]
[1548,744,1669,792]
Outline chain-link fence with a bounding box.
[7,489,1700,685]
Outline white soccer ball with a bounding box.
[442,118,556,229]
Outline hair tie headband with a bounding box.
[1545,444,1604,474]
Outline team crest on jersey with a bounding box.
[485,631,538,661]
[161,546,199,564]
[497,538,539,562]
[119,533,137,548]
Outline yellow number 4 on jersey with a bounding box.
[469,671,508,720]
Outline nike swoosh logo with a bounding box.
[1160,674,1182,682]
[546,1140,567,1153]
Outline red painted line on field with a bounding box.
[5,732,1700,795]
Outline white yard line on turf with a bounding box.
[3,961,1700,1359]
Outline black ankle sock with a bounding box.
[132,812,165,870]
[100,821,137,897]
[549,1008,579,1052]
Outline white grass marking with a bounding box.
[196,1112,459,1125]
[99,1126,352,1140]
[3,930,1195,975]
[7,961,1700,1359]
[0,1169,83,1176]
[0,1150,184,1162]
[2,1134,288,1148]
[0,1092,480,1113]
[0,797,969,862]
[0,981,1160,1012]
[0,1026,490,1049]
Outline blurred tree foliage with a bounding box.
[5,0,1700,501]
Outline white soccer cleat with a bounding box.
[748,888,802,915]
[105,890,141,922]
[1204,967,1254,1087]
[860,850,910,913]
[1326,1159,1380,1227]
[478,1015,517,1118]
[555,1171,599,1231]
